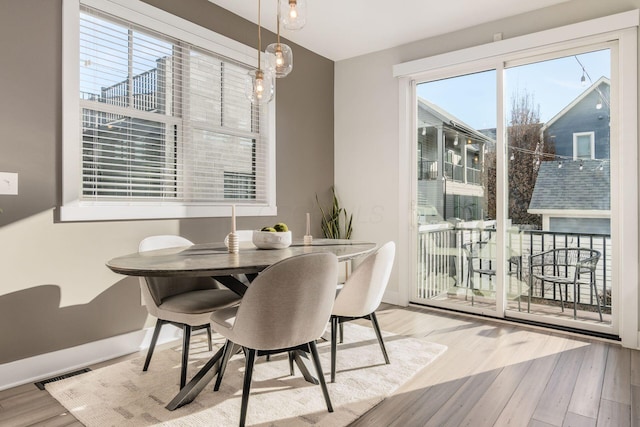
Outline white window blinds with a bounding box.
[77,4,270,207]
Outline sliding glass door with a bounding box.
[414,70,499,315]
[503,47,613,331]
[412,44,617,334]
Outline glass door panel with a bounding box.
[504,48,613,330]
[414,70,498,313]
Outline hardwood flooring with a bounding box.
[0,304,638,426]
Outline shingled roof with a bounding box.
[528,160,610,211]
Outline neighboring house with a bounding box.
[542,76,610,161]
[528,160,610,233]
[529,77,611,234]
[417,98,494,223]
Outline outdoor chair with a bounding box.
[462,240,522,307]
[528,247,602,321]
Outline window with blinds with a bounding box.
[61,0,275,221]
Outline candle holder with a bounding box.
[304,212,312,245]
[227,232,239,254]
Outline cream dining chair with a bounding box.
[210,252,338,427]
[138,235,241,389]
[330,241,395,382]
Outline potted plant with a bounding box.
[316,186,353,239]
[316,186,353,282]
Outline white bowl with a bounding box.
[252,230,292,249]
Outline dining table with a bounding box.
[106,238,377,410]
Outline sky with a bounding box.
[416,49,610,130]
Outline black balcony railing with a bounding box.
[416,223,611,314]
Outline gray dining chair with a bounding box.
[210,252,338,427]
[138,235,241,389]
[330,241,395,382]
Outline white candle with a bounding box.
[231,205,236,233]
[306,212,310,235]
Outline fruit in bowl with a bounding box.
[253,223,292,249]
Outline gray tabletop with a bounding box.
[106,239,377,277]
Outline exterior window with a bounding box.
[62,0,276,220]
[573,132,595,159]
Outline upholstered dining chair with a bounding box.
[210,252,338,427]
[138,235,241,389]
[330,241,395,382]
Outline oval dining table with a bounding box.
[106,238,377,411]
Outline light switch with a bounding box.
[0,172,18,195]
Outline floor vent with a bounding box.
[34,368,91,390]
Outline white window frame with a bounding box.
[395,10,639,348]
[61,0,276,221]
[573,131,596,159]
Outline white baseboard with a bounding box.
[0,324,182,391]
[382,289,404,306]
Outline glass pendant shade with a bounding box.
[245,68,275,105]
[280,0,306,30]
[265,43,293,78]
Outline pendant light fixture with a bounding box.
[245,0,275,104]
[266,2,293,78]
[280,0,306,30]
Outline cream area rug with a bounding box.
[46,323,446,426]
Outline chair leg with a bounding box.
[330,316,338,382]
[369,312,390,364]
[572,282,578,320]
[143,319,164,371]
[592,281,603,322]
[214,340,234,391]
[206,325,213,352]
[288,351,295,376]
[239,349,256,427]
[308,341,333,413]
[339,322,344,344]
[180,325,191,389]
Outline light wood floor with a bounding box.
[1,304,638,427]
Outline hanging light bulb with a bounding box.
[579,160,584,171]
[558,161,563,168]
[580,72,586,86]
[422,127,426,136]
[280,0,306,30]
[454,134,459,146]
[510,153,515,161]
[245,0,274,104]
[266,2,293,78]
[596,100,603,110]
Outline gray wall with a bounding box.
[0,0,334,364]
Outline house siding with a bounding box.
[550,217,611,234]
[544,81,610,160]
